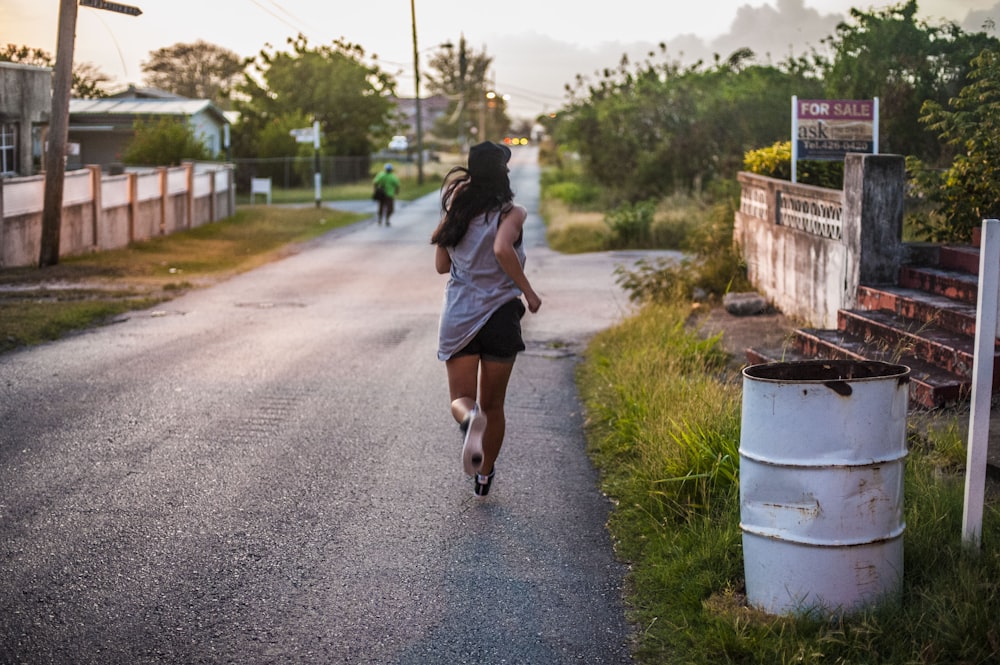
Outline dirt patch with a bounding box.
[688,304,798,370]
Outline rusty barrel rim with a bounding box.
[743,359,910,384]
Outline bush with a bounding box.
[743,141,844,189]
[615,200,750,303]
[605,200,655,249]
[546,180,601,207]
[122,117,212,166]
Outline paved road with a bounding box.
[1,147,677,663]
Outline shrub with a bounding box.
[743,141,844,189]
[122,117,212,166]
[605,200,655,249]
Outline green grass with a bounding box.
[578,302,1000,664]
[0,204,367,354]
[235,163,452,206]
[0,297,165,352]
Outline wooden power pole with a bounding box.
[38,0,78,267]
[40,0,143,267]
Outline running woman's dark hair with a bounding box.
[431,142,513,248]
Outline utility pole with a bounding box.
[410,0,424,185]
[39,0,78,267]
[41,0,142,267]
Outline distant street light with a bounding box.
[410,0,424,185]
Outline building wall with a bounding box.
[0,62,52,176]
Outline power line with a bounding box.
[245,0,309,37]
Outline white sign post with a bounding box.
[963,218,1000,548]
[289,121,322,207]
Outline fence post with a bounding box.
[87,164,101,250]
[127,171,137,244]
[963,218,1000,548]
[185,163,194,229]
[0,177,5,268]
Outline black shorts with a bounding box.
[451,298,526,362]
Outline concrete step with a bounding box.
[856,284,980,338]
[746,336,970,409]
[837,309,1000,383]
[939,245,981,275]
[898,265,979,304]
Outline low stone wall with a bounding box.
[0,162,236,268]
[734,154,904,328]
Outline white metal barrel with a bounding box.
[740,359,909,616]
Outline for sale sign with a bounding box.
[794,98,877,160]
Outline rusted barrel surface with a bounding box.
[740,359,909,616]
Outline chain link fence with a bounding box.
[231,156,371,193]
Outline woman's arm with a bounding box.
[494,205,541,313]
[435,244,451,274]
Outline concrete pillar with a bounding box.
[843,154,905,288]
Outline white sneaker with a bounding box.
[461,406,486,476]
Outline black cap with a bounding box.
[468,141,511,180]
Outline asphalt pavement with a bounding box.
[0,147,680,663]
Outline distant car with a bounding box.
[388,135,409,151]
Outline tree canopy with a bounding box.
[821,0,999,163]
[233,35,396,158]
[141,41,245,109]
[423,36,510,146]
[910,45,1000,241]
[554,45,823,201]
[549,0,1000,211]
[0,43,110,98]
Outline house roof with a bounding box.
[107,84,186,99]
[69,98,229,125]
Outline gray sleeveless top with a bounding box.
[437,208,525,360]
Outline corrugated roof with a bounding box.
[69,98,214,115]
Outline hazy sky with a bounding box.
[2,0,997,119]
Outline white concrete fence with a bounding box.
[0,161,236,268]
[734,154,905,328]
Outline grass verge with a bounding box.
[578,301,1000,664]
[0,205,366,354]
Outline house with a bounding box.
[391,94,451,143]
[0,61,52,176]
[68,87,229,169]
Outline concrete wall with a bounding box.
[0,62,52,176]
[0,162,235,268]
[735,154,905,328]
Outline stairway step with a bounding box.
[939,245,981,274]
[898,265,979,304]
[746,337,969,409]
[837,309,998,381]
[857,284,980,337]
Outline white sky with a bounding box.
[1,0,996,119]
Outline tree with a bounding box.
[233,35,395,158]
[0,43,110,98]
[141,41,245,109]
[555,44,823,201]
[121,116,212,166]
[423,36,501,146]
[910,46,1000,241]
[820,0,999,163]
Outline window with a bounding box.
[0,123,16,175]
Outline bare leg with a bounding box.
[475,358,516,476]
[446,355,480,426]
[445,355,516,475]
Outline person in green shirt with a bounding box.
[373,163,401,226]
